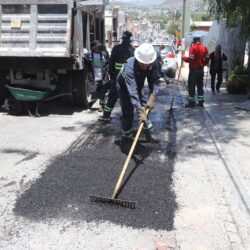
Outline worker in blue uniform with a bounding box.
[116,43,159,140]
[99,30,135,121]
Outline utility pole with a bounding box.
[182,0,186,38]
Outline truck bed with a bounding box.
[0,0,73,58]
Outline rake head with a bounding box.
[90,195,135,209]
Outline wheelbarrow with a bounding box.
[5,85,72,116]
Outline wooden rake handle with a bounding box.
[170,46,187,109]
[177,45,187,81]
[112,108,150,199]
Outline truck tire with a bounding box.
[0,72,9,106]
[73,69,92,108]
[59,71,75,106]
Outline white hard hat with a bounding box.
[134,43,157,64]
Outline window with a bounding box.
[2,5,30,14]
[37,4,67,14]
[82,12,88,48]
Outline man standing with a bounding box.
[116,43,159,140]
[99,30,135,121]
[209,44,228,93]
[88,40,110,112]
[183,37,209,107]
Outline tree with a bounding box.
[207,0,250,37]
[166,21,179,35]
[191,13,213,22]
[154,13,171,30]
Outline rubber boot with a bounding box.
[98,105,112,122]
[198,100,204,107]
[143,120,154,141]
[185,100,195,108]
[98,100,105,112]
[121,128,136,141]
[98,111,111,122]
[164,76,170,85]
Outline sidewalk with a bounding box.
[171,70,250,249]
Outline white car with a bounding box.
[160,43,178,78]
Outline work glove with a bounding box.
[137,107,147,125]
[146,93,156,111]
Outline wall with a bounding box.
[204,20,246,71]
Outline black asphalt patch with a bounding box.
[14,87,178,231]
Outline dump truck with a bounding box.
[0,0,107,114]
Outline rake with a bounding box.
[90,107,150,209]
[170,46,186,110]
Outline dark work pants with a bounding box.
[160,69,169,80]
[117,76,147,131]
[188,69,204,99]
[106,76,118,110]
[118,77,134,131]
[210,70,223,91]
[91,80,111,102]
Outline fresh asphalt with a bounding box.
[14,83,178,231]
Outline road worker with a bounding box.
[99,30,135,121]
[116,43,159,140]
[183,37,209,107]
[88,40,110,112]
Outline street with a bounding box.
[1,80,250,249]
[0,0,250,248]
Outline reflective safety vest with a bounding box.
[115,62,124,71]
[120,64,125,78]
[109,43,135,77]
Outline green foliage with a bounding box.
[191,13,213,21]
[206,0,250,37]
[175,10,181,21]
[167,22,179,35]
[152,13,171,30]
[155,14,170,23]
[227,59,249,94]
[228,62,249,81]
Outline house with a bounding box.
[191,21,213,32]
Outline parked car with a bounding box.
[153,42,178,78]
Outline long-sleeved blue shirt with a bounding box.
[118,57,159,109]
